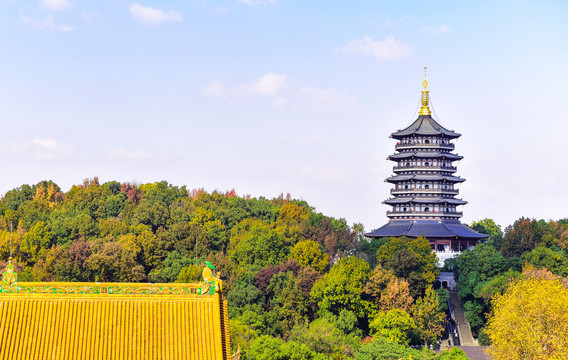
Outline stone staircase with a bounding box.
[458,346,491,360]
[448,291,491,359]
[449,291,476,346]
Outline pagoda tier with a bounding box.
[365,72,487,265]
[383,197,467,205]
[385,174,465,183]
[388,150,463,161]
[390,115,461,139]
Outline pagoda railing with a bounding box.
[390,188,459,195]
[395,143,454,151]
[386,210,463,218]
[393,165,456,172]
[0,281,219,296]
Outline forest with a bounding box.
[0,178,567,360]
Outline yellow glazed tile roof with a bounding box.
[0,261,233,360]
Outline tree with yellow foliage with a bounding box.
[290,239,329,272]
[486,269,568,360]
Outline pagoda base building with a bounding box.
[365,71,487,266]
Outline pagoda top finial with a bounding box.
[419,66,431,116]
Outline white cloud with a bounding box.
[271,96,287,107]
[107,149,154,161]
[0,138,74,159]
[33,138,64,152]
[203,80,226,97]
[237,0,276,6]
[341,36,413,60]
[204,73,356,113]
[423,24,450,35]
[233,73,287,97]
[40,0,69,10]
[129,3,183,25]
[20,14,74,32]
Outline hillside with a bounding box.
[2,178,567,359]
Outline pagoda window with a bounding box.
[425,162,430,166]
[425,184,429,189]
[425,207,430,212]
[425,139,430,144]
[404,185,409,189]
[403,207,407,212]
[406,162,410,167]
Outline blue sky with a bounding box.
[1,0,567,231]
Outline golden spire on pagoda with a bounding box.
[419,66,431,116]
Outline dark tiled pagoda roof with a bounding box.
[388,151,463,161]
[386,174,465,183]
[391,115,461,140]
[383,197,467,205]
[365,220,488,239]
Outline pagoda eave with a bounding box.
[365,220,488,240]
[388,152,463,161]
[383,197,467,205]
[386,175,465,183]
[390,115,462,140]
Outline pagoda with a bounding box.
[365,70,487,265]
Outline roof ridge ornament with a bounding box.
[1,257,18,293]
[419,66,431,116]
[200,262,223,295]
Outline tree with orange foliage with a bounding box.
[379,277,413,312]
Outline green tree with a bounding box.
[471,218,503,249]
[476,269,520,305]
[369,309,416,345]
[265,271,309,336]
[354,337,434,360]
[520,246,568,277]
[435,288,450,313]
[85,237,145,282]
[455,243,507,300]
[147,250,192,282]
[376,236,439,297]
[411,287,445,346]
[289,317,359,358]
[20,221,52,263]
[229,318,258,354]
[230,220,289,267]
[249,335,326,360]
[434,348,470,360]
[311,256,374,318]
[455,243,508,333]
